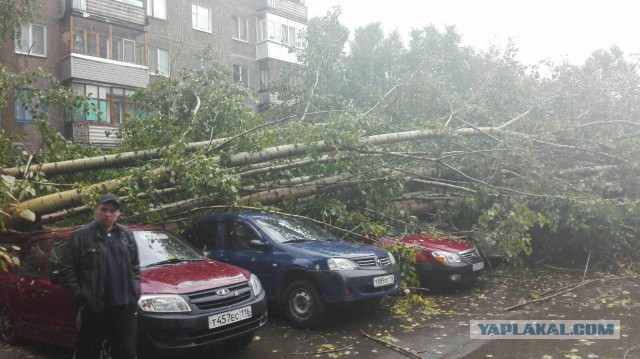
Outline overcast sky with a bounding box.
[306,0,640,65]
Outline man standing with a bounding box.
[59,193,140,359]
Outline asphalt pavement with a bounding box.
[1,266,638,359]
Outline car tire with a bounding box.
[0,306,17,344]
[225,332,255,351]
[283,280,326,328]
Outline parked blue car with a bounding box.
[184,213,401,327]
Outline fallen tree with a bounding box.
[2,11,640,270]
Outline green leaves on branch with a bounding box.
[476,202,549,264]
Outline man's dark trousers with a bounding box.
[74,304,137,359]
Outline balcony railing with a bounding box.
[66,0,146,26]
[256,0,308,23]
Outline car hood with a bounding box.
[141,259,249,295]
[284,241,385,258]
[397,233,474,252]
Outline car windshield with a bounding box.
[134,230,204,267]
[253,216,338,244]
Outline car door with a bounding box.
[190,218,220,254]
[216,219,278,292]
[9,238,53,342]
[40,238,79,347]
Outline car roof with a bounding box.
[7,224,166,245]
[202,212,275,220]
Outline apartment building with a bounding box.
[0,0,307,149]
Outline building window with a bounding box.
[15,23,47,57]
[233,65,249,87]
[72,83,141,124]
[232,15,248,42]
[259,61,269,91]
[147,0,166,20]
[281,24,289,45]
[257,19,266,42]
[14,89,48,123]
[192,5,211,33]
[149,47,170,76]
[261,20,306,49]
[201,57,213,70]
[62,17,145,65]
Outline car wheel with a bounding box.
[225,332,254,351]
[0,306,17,344]
[283,280,326,328]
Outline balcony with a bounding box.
[66,0,146,27]
[60,53,149,89]
[258,90,283,111]
[256,0,308,23]
[72,123,120,148]
[256,41,301,63]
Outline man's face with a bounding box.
[95,203,120,229]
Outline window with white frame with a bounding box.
[257,19,266,42]
[149,47,170,76]
[147,0,167,19]
[15,23,46,57]
[192,4,211,33]
[233,65,249,87]
[262,20,305,48]
[232,15,248,42]
[201,57,213,70]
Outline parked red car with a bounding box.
[0,226,267,354]
[384,233,485,288]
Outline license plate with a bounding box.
[472,262,485,271]
[373,274,394,287]
[208,306,252,329]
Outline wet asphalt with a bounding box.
[1,267,639,359]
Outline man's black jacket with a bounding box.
[59,221,141,312]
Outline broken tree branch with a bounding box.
[505,276,633,311]
[360,330,422,359]
[291,345,354,356]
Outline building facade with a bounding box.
[0,0,307,149]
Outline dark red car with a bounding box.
[0,226,267,354]
[385,233,485,288]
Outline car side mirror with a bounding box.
[249,239,269,251]
[50,270,60,285]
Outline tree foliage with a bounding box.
[1,10,639,273]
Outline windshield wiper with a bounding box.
[145,258,204,267]
[282,239,310,244]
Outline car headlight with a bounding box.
[388,252,397,265]
[248,273,263,297]
[327,257,358,270]
[431,251,461,263]
[138,294,191,312]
